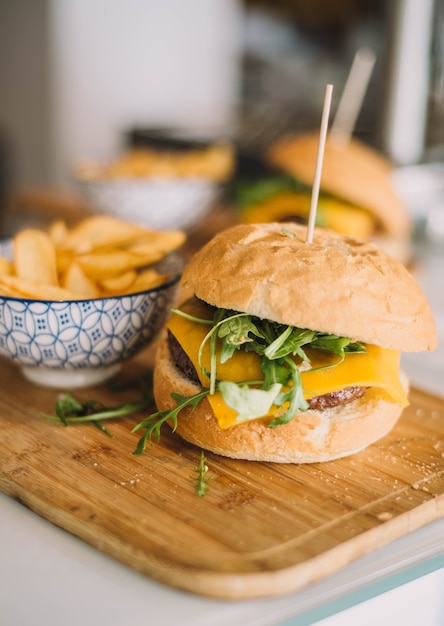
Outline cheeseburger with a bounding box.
[235,133,412,262]
[153,222,436,463]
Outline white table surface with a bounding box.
[1,217,444,626]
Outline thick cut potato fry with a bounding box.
[125,268,169,294]
[99,269,137,294]
[124,230,185,257]
[60,215,150,254]
[48,219,69,247]
[62,262,101,299]
[14,229,58,286]
[1,215,184,301]
[0,257,14,276]
[0,281,22,297]
[55,250,75,276]
[0,275,82,301]
[77,250,159,278]
[76,144,234,182]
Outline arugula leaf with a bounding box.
[195,311,266,393]
[217,313,266,363]
[42,392,151,437]
[54,392,84,425]
[190,451,213,496]
[132,389,210,454]
[170,308,213,326]
[233,175,309,209]
[42,373,153,436]
[261,356,289,389]
[264,326,316,360]
[280,227,296,240]
[269,357,309,426]
[311,334,366,357]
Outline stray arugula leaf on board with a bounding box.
[41,371,153,436]
[191,451,213,497]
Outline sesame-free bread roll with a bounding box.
[153,222,436,463]
[181,222,436,352]
[267,132,411,238]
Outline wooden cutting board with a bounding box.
[0,351,444,600]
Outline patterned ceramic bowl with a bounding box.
[74,177,220,231]
[0,251,183,389]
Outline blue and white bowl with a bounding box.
[0,251,183,388]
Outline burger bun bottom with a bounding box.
[154,341,408,463]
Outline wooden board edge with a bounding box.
[4,478,444,600]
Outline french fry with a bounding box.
[62,262,102,299]
[0,215,185,301]
[76,250,154,279]
[98,269,137,294]
[0,257,13,276]
[76,144,234,182]
[55,249,75,276]
[48,219,69,247]
[0,275,82,301]
[14,229,59,286]
[0,281,23,298]
[60,215,149,254]
[124,230,185,258]
[124,268,169,294]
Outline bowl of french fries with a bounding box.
[0,216,185,388]
[73,143,235,231]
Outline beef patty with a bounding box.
[167,331,365,410]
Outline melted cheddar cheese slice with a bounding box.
[240,191,375,239]
[167,299,409,429]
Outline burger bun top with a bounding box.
[267,132,411,237]
[181,222,436,352]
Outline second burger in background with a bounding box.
[233,132,412,263]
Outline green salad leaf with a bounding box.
[132,389,210,454]
[233,175,309,209]
[42,372,153,436]
[191,451,213,497]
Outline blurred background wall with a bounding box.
[0,0,242,190]
[0,0,443,193]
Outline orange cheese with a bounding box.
[167,300,409,429]
[240,192,375,239]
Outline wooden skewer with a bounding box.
[331,47,376,145]
[306,84,334,244]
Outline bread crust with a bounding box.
[267,132,411,237]
[181,222,437,352]
[154,340,407,463]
